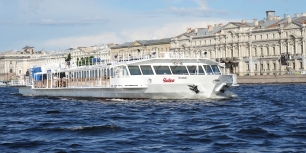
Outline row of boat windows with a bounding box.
[128,65,221,75]
[60,65,221,79]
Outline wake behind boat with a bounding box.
[11,52,238,99]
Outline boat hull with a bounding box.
[18,75,234,99]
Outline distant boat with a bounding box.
[11,52,238,99]
[0,81,8,87]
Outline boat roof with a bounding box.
[34,57,223,74]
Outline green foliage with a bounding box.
[76,56,95,66]
[67,53,71,61]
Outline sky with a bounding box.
[0,0,305,52]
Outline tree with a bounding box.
[66,53,71,61]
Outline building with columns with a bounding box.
[0,48,50,81]
[171,11,306,76]
[110,38,171,60]
[0,45,112,81]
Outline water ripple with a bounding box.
[1,85,306,152]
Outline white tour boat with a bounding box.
[12,53,238,99]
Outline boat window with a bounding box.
[203,65,214,75]
[170,66,188,75]
[128,66,142,75]
[140,65,154,75]
[153,66,172,75]
[211,65,221,75]
[187,66,205,75]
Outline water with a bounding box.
[0,84,306,152]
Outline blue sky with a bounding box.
[0,0,305,52]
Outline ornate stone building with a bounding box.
[0,48,50,81]
[110,38,171,60]
[171,11,306,76]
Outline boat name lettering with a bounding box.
[163,78,175,83]
[178,77,187,79]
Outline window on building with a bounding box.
[302,45,303,54]
[10,69,13,73]
[10,61,12,64]
[273,47,276,55]
[19,70,21,74]
[261,64,263,71]
[272,33,275,38]
[301,62,303,69]
[267,63,269,70]
[261,35,263,40]
[255,64,257,70]
[273,63,276,70]
[293,63,295,69]
[266,34,269,39]
[247,64,249,71]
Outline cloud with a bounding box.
[29,16,110,26]
[160,0,228,17]
[43,33,122,49]
[121,19,232,41]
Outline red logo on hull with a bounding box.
[163,78,175,83]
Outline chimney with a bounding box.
[207,25,213,31]
[285,14,292,23]
[302,12,306,16]
[266,10,275,20]
[284,14,291,19]
[241,20,247,23]
[194,28,198,35]
[276,16,281,20]
[186,27,191,33]
[295,13,300,18]
[253,19,258,26]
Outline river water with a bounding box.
[0,84,306,152]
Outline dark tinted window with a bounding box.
[140,65,154,75]
[128,66,141,75]
[153,66,171,75]
[187,66,205,75]
[203,65,213,75]
[170,66,188,75]
[211,65,221,75]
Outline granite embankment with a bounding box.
[238,75,306,84]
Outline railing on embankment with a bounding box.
[238,75,306,84]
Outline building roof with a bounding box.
[111,38,171,49]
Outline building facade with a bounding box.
[171,11,306,76]
[0,48,50,81]
[0,44,113,81]
[110,38,171,60]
